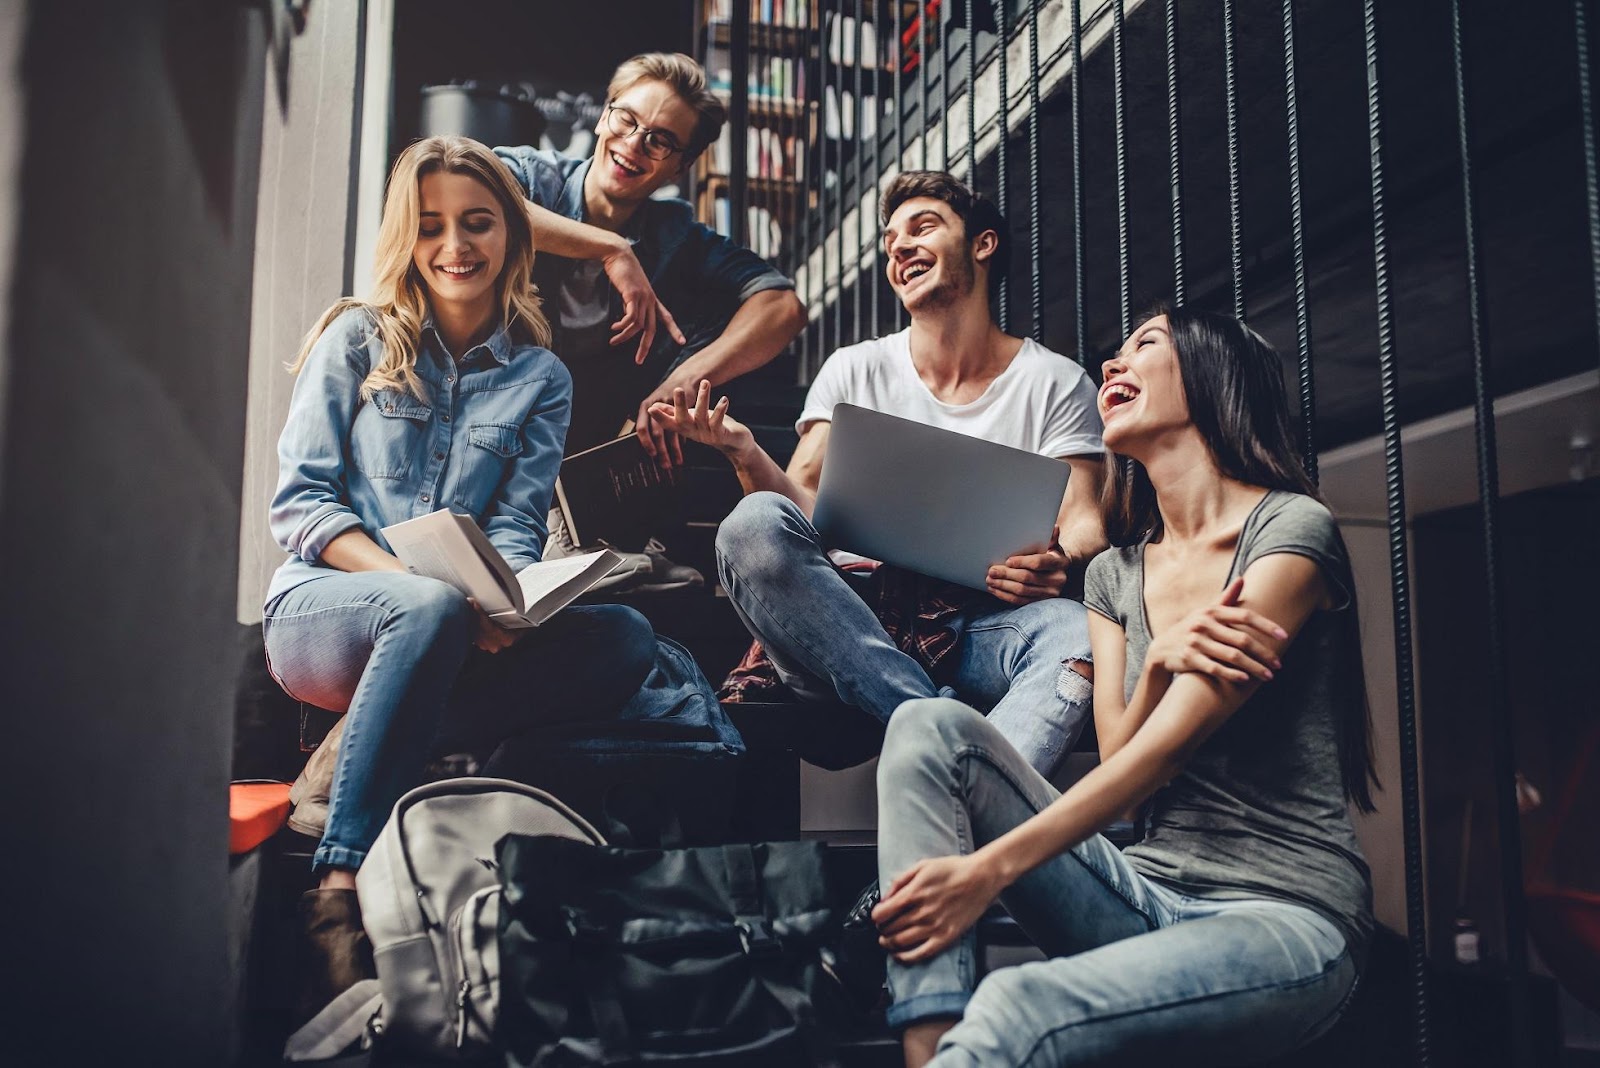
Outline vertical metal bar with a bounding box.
[897,0,907,330]
[1071,0,1086,365]
[1223,0,1244,321]
[940,0,949,169]
[919,0,930,170]
[1283,0,1315,480]
[834,0,844,357]
[1166,0,1184,307]
[870,0,881,334]
[1113,0,1129,337]
[1451,3,1530,1063]
[813,0,827,375]
[1578,0,1600,375]
[1028,0,1042,336]
[1363,1,1432,1062]
[731,1,751,247]
[995,0,1009,331]
[966,0,977,181]
[815,4,827,369]
[854,0,865,344]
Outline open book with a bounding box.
[381,510,619,629]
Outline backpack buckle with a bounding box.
[736,918,781,959]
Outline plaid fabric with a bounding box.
[718,564,982,702]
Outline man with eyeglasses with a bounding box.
[496,52,805,465]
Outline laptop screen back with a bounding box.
[812,403,1070,590]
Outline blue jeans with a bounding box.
[262,570,655,870]
[878,699,1357,1066]
[715,492,1093,774]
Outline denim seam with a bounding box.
[1010,945,1353,1068]
[717,554,837,684]
[952,743,1161,929]
[265,599,424,622]
[456,376,552,395]
[950,762,977,994]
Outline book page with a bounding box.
[381,510,517,616]
[514,549,622,626]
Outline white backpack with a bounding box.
[285,777,604,1061]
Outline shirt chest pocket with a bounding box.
[349,391,432,480]
[450,421,525,509]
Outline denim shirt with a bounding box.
[492,147,794,371]
[265,306,572,608]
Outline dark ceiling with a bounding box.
[391,0,697,152]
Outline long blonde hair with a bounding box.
[289,136,551,401]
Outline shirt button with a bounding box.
[434,452,446,461]
[443,414,452,424]
[445,375,455,384]
[420,494,431,503]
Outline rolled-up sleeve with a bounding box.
[268,310,372,562]
[481,354,573,572]
[686,218,796,302]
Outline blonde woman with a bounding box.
[263,136,655,1013]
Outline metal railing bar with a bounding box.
[1167,0,1184,308]
[1451,1,1530,1061]
[1223,0,1244,321]
[1363,0,1432,1062]
[1283,0,1315,481]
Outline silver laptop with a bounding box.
[812,403,1071,591]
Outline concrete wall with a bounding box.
[0,4,266,1063]
[236,3,369,620]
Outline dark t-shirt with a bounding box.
[1083,491,1374,957]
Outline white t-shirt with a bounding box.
[796,328,1104,458]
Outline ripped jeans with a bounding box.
[716,492,1093,775]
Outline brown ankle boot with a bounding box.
[298,887,376,1022]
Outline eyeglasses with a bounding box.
[604,105,685,161]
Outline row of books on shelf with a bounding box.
[707,0,814,26]
[823,84,889,141]
[710,125,808,183]
[827,11,894,69]
[709,53,808,102]
[712,199,787,261]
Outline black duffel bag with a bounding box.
[497,835,842,1067]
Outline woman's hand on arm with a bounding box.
[1146,576,1287,686]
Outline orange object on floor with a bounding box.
[230,782,292,855]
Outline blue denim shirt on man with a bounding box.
[493,147,795,363]
[265,306,571,608]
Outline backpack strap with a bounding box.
[724,845,841,1068]
[283,979,383,1063]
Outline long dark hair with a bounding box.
[1100,304,1379,811]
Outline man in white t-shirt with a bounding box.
[651,171,1105,774]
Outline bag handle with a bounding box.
[566,932,639,1066]
[283,979,382,1062]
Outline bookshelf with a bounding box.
[696,1,820,265]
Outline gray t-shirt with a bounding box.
[1083,491,1373,957]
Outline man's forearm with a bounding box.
[524,200,629,261]
[663,289,805,389]
[724,436,816,513]
[1056,515,1107,570]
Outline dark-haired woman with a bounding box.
[871,308,1376,1067]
